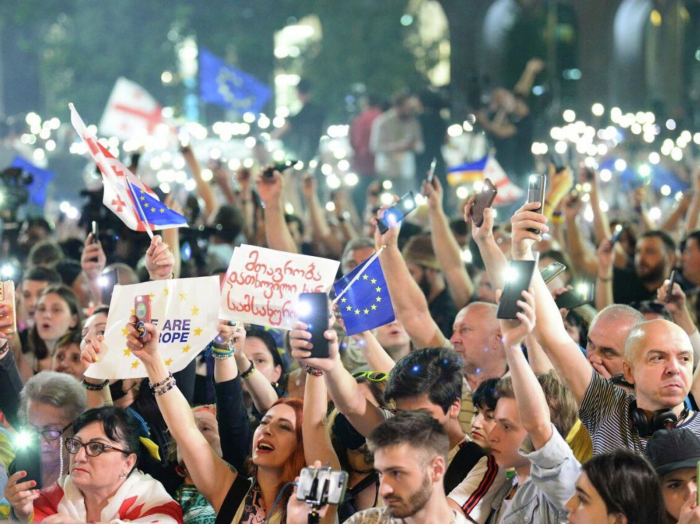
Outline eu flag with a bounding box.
[128,183,188,229]
[198,47,271,114]
[333,254,395,336]
[10,155,55,207]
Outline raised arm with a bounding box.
[145,235,175,281]
[657,279,700,368]
[289,321,386,438]
[301,174,344,258]
[182,145,217,222]
[232,330,278,414]
[0,330,23,428]
[424,177,473,309]
[303,373,340,468]
[498,289,552,449]
[80,232,107,306]
[126,319,236,512]
[375,211,447,349]
[354,330,396,374]
[563,196,599,278]
[257,170,298,253]
[594,238,614,311]
[587,168,612,244]
[511,204,592,405]
[466,196,509,291]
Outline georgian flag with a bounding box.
[99,77,169,141]
[70,104,187,233]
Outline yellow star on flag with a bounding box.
[164,358,173,366]
[371,305,377,310]
[371,278,377,284]
[376,287,382,292]
[160,208,165,213]
[191,305,200,316]
[130,309,135,315]
[164,288,170,296]
[182,344,192,353]
[363,309,369,315]
[140,196,145,201]
[376,297,382,302]
[121,328,129,337]
[123,349,131,357]
[346,305,352,311]
[193,327,203,336]
[131,361,140,369]
[355,309,361,315]
[149,292,155,300]
[362,275,369,280]
[180,293,187,302]
[341,297,347,303]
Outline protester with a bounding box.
[5,406,182,523]
[51,331,86,381]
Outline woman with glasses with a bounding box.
[5,406,181,524]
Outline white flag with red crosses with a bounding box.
[99,77,169,141]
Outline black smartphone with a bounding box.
[298,292,329,358]
[14,431,43,490]
[540,261,566,285]
[555,282,594,310]
[496,260,538,319]
[526,174,547,233]
[666,270,679,303]
[550,153,566,173]
[427,157,437,185]
[263,159,298,178]
[610,224,628,247]
[89,221,99,262]
[100,267,119,306]
[377,191,418,234]
[470,178,498,227]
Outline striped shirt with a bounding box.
[580,371,700,455]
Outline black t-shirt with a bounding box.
[430,288,458,339]
[612,267,657,305]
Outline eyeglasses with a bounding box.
[352,371,388,382]
[64,438,131,457]
[32,422,73,442]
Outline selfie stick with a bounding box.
[331,246,385,306]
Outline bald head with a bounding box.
[591,304,645,332]
[624,319,692,364]
[464,302,499,332]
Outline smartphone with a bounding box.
[100,268,119,306]
[0,281,17,336]
[540,261,566,285]
[297,292,329,359]
[263,160,298,178]
[89,221,99,262]
[526,174,547,233]
[377,191,418,234]
[610,224,628,247]
[427,157,437,185]
[555,283,594,310]
[296,467,349,506]
[134,295,151,340]
[470,178,498,227]
[14,432,43,490]
[666,270,679,304]
[568,186,581,207]
[497,260,538,320]
[550,152,566,173]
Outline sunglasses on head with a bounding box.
[352,371,388,382]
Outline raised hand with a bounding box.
[421,176,444,212]
[597,238,614,277]
[372,205,401,249]
[289,321,340,372]
[125,315,161,365]
[5,470,40,522]
[510,202,549,259]
[256,169,284,206]
[145,235,174,280]
[464,195,495,243]
[81,233,107,281]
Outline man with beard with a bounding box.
[403,235,457,338]
[345,411,472,524]
[604,230,677,305]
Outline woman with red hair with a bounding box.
[106,317,339,524]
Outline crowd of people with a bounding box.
[2,84,700,524]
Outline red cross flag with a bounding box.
[99,77,170,141]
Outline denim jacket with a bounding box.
[488,425,581,524]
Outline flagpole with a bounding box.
[331,245,385,306]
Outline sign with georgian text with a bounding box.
[219,245,339,329]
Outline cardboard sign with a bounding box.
[85,276,220,380]
[219,245,339,329]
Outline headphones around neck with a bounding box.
[629,399,687,438]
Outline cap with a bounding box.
[645,428,700,476]
[402,235,440,271]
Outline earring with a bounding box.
[119,473,127,479]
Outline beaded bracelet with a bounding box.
[82,378,110,391]
[305,365,323,377]
[153,376,177,397]
[149,372,173,390]
[240,360,256,380]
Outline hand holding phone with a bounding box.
[297,293,330,359]
[0,281,17,337]
[555,283,594,310]
[469,178,498,227]
[497,260,538,319]
[540,261,566,284]
[427,157,437,186]
[134,295,151,341]
[377,191,418,234]
[297,467,348,506]
[14,431,43,490]
[665,270,679,304]
[610,224,628,247]
[526,174,547,233]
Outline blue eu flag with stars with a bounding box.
[333,254,395,336]
[199,47,271,114]
[129,184,188,229]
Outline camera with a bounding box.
[0,167,33,222]
[296,467,348,507]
